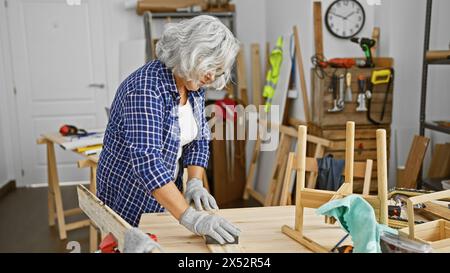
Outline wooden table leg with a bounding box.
[89,223,99,252]
[47,141,67,240]
[89,162,98,252]
[47,153,56,227]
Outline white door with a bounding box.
[6,0,109,186]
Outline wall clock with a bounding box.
[325,0,366,39]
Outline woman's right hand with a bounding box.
[179,207,240,245]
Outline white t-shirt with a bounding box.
[174,99,198,178]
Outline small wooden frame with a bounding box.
[77,185,133,252]
[281,122,389,252]
[399,190,450,253]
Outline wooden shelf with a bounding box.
[423,121,450,135]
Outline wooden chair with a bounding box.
[279,149,373,207]
[281,122,389,252]
[243,121,334,206]
[397,135,430,189]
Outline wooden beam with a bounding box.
[236,47,249,106]
[362,160,373,195]
[251,44,262,107]
[426,50,450,61]
[293,26,311,123]
[243,139,261,200]
[295,126,307,231]
[397,136,430,189]
[313,1,324,57]
[422,202,450,221]
[371,27,380,58]
[344,122,355,189]
[281,226,329,253]
[376,129,389,225]
[77,185,132,252]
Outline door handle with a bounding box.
[88,83,105,89]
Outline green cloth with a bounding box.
[317,195,397,253]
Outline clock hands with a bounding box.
[330,11,346,19]
[344,11,355,20]
[331,10,357,21]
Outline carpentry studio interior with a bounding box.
[0,0,450,256]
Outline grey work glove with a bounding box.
[180,207,240,245]
[185,178,219,211]
[123,228,164,253]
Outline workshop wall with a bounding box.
[377,0,450,184]
[253,0,378,195]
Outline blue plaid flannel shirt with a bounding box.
[97,60,211,227]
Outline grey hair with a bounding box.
[156,15,240,90]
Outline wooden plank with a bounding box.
[427,143,450,179]
[251,44,262,107]
[77,185,132,252]
[307,144,324,189]
[313,2,324,57]
[280,153,296,206]
[136,0,208,15]
[265,134,291,206]
[139,206,349,253]
[295,126,307,232]
[293,26,311,123]
[246,188,265,205]
[207,244,244,253]
[426,50,450,61]
[362,160,373,195]
[90,224,99,253]
[422,202,450,221]
[397,136,430,189]
[47,142,67,239]
[281,226,328,253]
[371,27,380,58]
[319,114,392,127]
[376,129,389,225]
[322,127,390,140]
[273,135,293,206]
[331,139,379,151]
[236,48,249,105]
[345,122,355,189]
[243,138,261,200]
[65,220,91,231]
[326,150,379,161]
[409,190,450,205]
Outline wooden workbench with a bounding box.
[139,206,351,253]
[37,132,102,251]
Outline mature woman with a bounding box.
[97,15,240,244]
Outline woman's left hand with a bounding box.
[185,178,219,211]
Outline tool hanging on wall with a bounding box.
[356,75,368,112]
[351,37,376,68]
[328,74,344,113]
[345,73,353,102]
[337,74,345,109]
[366,69,394,125]
[263,37,284,112]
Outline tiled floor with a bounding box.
[0,186,261,253]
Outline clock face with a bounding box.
[325,0,365,39]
